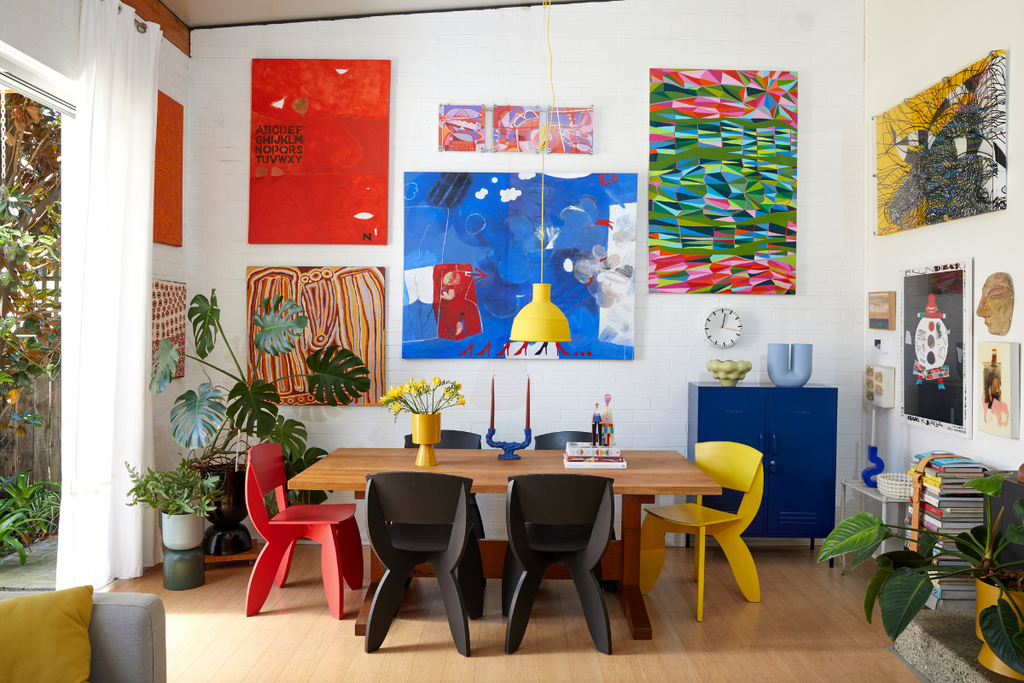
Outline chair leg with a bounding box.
[639,515,671,595]
[693,529,702,583]
[274,538,297,588]
[246,539,289,617]
[696,527,706,622]
[505,569,544,654]
[366,564,414,653]
[308,525,344,619]
[716,526,760,603]
[436,569,472,657]
[501,545,523,617]
[337,519,364,590]
[457,531,485,620]
[565,557,612,655]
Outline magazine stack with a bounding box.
[911,452,986,611]
[563,442,627,469]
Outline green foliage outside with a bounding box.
[0,468,60,565]
[0,92,62,436]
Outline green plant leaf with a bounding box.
[980,599,1024,675]
[817,512,884,562]
[252,296,308,356]
[1015,498,1024,525]
[188,291,220,359]
[876,549,932,569]
[971,524,991,551]
[917,530,937,559]
[879,568,934,641]
[150,338,180,395]
[966,471,1014,497]
[851,528,895,569]
[227,379,280,438]
[956,531,984,561]
[170,383,227,448]
[264,416,307,461]
[304,345,370,406]
[1007,524,1024,546]
[865,562,894,623]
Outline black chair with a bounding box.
[501,474,615,655]
[404,429,487,541]
[364,472,484,657]
[533,430,594,450]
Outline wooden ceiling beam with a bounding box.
[119,0,190,57]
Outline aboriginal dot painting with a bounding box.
[649,69,797,294]
[152,280,186,379]
[246,266,385,405]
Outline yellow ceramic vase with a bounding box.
[411,413,441,467]
[976,578,1024,680]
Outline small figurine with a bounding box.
[592,402,601,446]
[602,394,615,446]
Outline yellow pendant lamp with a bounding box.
[509,0,571,344]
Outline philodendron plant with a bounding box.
[817,471,1024,675]
[149,290,370,475]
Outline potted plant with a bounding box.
[817,471,1024,677]
[149,291,371,552]
[125,459,223,550]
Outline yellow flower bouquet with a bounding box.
[381,377,465,422]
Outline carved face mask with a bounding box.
[976,272,1014,336]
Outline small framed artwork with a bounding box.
[865,365,895,409]
[438,105,485,152]
[900,260,972,437]
[977,342,1019,439]
[868,291,896,330]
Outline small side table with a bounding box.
[838,478,909,574]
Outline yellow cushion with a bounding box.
[0,585,93,682]
[645,503,742,528]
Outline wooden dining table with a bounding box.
[288,447,721,640]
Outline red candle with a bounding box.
[526,377,531,430]
[490,376,495,429]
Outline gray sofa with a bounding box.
[0,591,166,683]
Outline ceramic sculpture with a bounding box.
[767,343,812,387]
[705,359,752,387]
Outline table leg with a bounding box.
[355,548,385,636]
[619,494,654,640]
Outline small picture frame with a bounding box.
[868,291,896,330]
[865,365,895,409]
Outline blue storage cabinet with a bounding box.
[687,382,837,541]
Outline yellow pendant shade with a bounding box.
[510,283,571,342]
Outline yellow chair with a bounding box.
[639,441,764,621]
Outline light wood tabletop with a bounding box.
[288,448,721,496]
[288,447,720,642]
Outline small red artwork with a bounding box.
[153,91,183,246]
[152,279,186,379]
[432,264,483,340]
[249,59,391,245]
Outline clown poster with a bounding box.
[900,260,972,437]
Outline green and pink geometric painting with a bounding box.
[648,69,797,294]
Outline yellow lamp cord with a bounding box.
[539,0,554,285]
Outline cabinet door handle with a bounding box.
[770,460,777,473]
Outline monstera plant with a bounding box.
[150,290,370,494]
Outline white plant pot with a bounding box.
[162,513,204,551]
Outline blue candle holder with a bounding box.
[861,445,885,488]
[486,428,532,460]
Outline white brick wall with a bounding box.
[185,0,867,541]
[0,0,78,81]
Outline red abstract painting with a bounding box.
[153,91,183,247]
[249,59,391,245]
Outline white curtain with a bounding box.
[57,0,163,589]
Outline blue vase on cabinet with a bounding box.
[687,382,837,546]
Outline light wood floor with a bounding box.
[104,545,920,683]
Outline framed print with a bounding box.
[868,291,896,330]
[900,260,972,437]
[977,342,1019,438]
[865,365,895,409]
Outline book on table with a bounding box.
[563,455,627,469]
[912,451,988,472]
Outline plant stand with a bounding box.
[838,478,908,574]
[163,547,205,591]
[205,541,261,569]
[202,469,253,556]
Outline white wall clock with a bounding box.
[703,308,743,348]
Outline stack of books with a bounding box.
[563,442,627,469]
[911,451,986,610]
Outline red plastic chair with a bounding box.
[245,443,364,618]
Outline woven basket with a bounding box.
[877,472,914,499]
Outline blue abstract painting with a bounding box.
[403,171,637,360]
